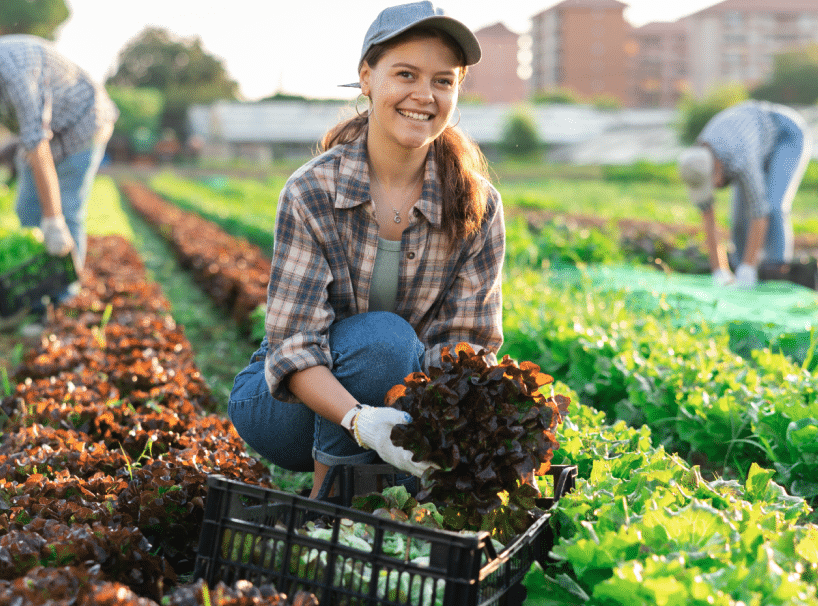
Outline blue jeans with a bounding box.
[730,107,812,265]
[228,311,425,472]
[15,139,109,273]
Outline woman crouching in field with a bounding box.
[228,1,505,498]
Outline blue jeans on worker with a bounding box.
[730,107,812,265]
[228,311,425,473]
[15,139,109,275]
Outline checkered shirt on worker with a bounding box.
[264,135,505,403]
[0,34,118,163]
[697,100,779,219]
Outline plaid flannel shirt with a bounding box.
[0,35,118,163]
[264,135,505,402]
[697,100,782,219]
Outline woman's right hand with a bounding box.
[351,405,437,478]
[41,215,74,256]
[712,267,734,286]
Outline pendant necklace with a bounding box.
[371,173,421,224]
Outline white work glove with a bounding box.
[40,215,74,256]
[346,405,437,478]
[712,267,734,286]
[734,263,758,289]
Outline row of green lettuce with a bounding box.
[148,172,284,256]
[530,384,818,606]
[501,268,818,504]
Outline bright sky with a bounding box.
[56,0,720,101]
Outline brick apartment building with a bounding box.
[683,0,818,98]
[529,0,635,106]
[632,21,688,108]
[523,0,818,107]
[461,22,528,103]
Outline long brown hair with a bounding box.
[320,27,490,247]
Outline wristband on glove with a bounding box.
[340,404,363,444]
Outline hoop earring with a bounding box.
[355,94,369,117]
[449,106,461,128]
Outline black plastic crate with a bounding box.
[0,251,78,317]
[758,259,818,290]
[194,465,577,606]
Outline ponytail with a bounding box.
[435,125,489,249]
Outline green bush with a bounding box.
[531,87,582,105]
[499,108,541,158]
[751,43,818,105]
[590,93,623,111]
[677,83,748,145]
[106,86,165,151]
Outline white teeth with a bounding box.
[399,110,432,121]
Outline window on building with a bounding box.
[724,11,743,31]
[724,53,744,80]
[756,13,774,33]
[774,12,798,41]
[643,60,661,79]
[643,35,660,49]
[724,33,747,46]
[798,14,816,33]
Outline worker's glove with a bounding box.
[346,405,437,478]
[734,263,758,289]
[712,267,734,286]
[40,215,74,256]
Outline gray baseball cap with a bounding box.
[678,146,715,207]
[340,1,481,88]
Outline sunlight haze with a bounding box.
[57,0,721,100]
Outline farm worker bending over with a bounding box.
[0,35,118,277]
[678,100,812,289]
[229,1,505,499]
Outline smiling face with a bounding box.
[359,33,463,155]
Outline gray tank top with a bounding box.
[368,237,401,313]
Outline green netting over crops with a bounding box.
[579,265,816,330]
[551,264,818,366]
